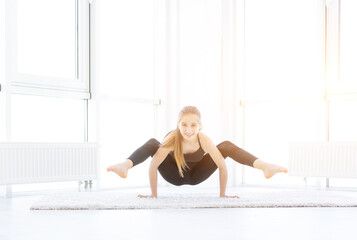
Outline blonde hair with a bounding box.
[161,106,202,177]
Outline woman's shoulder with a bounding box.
[198,131,210,141]
[160,144,174,152]
[162,130,175,142]
[198,132,213,147]
[161,130,175,151]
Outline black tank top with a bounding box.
[169,135,206,168]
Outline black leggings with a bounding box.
[128,138,258,186]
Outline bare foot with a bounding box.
[107,163,129,178]
[263,164,288,179]
[220,195,240,198]
[138,194,157,198]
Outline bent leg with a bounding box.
[128,138,161,167]
[189,141,287,183]
[217,141,257,167]
[216,141,287,178]
[107,138,161,178]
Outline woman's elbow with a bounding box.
[218,162,227,171]
[150,160,160,170]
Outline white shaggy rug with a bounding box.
[30,189,357,210]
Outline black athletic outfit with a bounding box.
[128,137,257,186]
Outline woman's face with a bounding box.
[178,114,201,141]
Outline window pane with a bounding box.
[11,94,84,142]
[99,0,155,98]
[17,0,76,79]
[245,0,323,100]
[340,0,357,84]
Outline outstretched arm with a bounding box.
[138,146,170,198]
[206,142,229,197]
[218,159,228,197]
[199,133,239,198]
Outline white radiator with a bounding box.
[289,142,357,178]
[0,143,99,185]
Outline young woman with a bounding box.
[107,106,288,198]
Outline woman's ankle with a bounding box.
[124,159,134,169]
[252,159,267,170]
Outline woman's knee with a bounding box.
[142,138,161,157]
[217,141,237,158]
[147,138,160,146]
[217,141,234,148]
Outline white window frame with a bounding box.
[4,0,90,99]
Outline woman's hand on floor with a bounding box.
[138,194,157,198]
[220,195,240,198]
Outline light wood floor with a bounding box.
[1,186,357,240]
